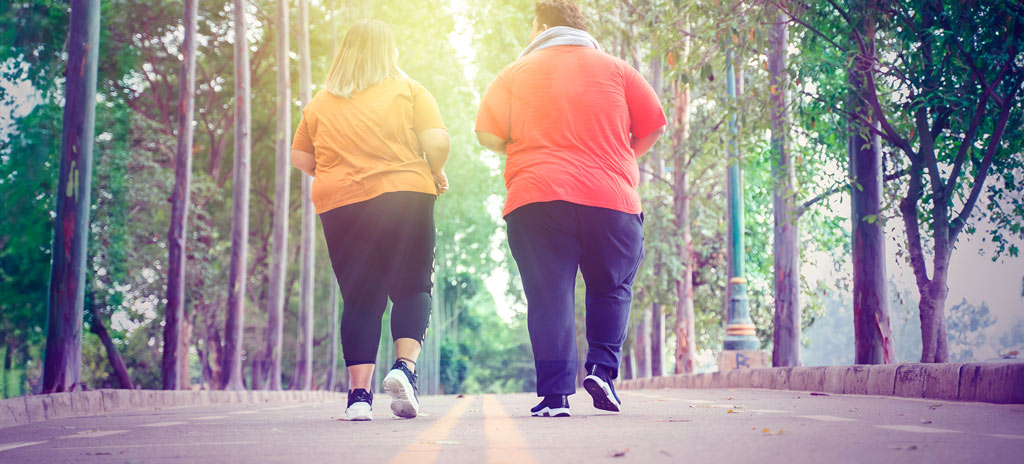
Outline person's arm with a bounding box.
[475,72,511,155]
[476,131,507,155]
[291,149,316,177]
[418,128,450,174]
[291,110,316,176]
[630,127,666,159]
[623,63,668,159]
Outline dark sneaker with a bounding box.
[583,364,621,412]
[345,388,373,421]
[530,395,570,417]
[382,360,419,418]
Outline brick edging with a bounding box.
[616,362,1024,404]
[0,389,347,430]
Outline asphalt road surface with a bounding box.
[1,388,1022,463]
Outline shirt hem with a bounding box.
[315,186,438,215]
[502,194,641,218]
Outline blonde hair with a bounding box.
[324,19,401,98]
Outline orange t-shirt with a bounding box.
[475,46,666,217]
[291,78,447,214]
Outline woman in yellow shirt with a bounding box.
[291,19,449,421]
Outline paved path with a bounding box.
[1,388,1022,463]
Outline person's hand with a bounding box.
[433,169,449,195]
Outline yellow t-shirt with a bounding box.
[291,77,447,214]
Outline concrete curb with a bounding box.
[617,362,1024,404]
[0,389,347,430]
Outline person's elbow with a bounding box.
[648,126,667,141]
[291,149,315,175]
[420,129,451,158]
[475,131,507,154]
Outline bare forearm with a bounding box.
[425,149,449,174]
[476,131,507,155]
[290,149,316,177]
[630,127,666,158]
[418,128,451,174]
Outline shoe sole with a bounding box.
[345,402,373,421]
[531,406,570,417]
[383,370,419,419]
[583,376,621,412]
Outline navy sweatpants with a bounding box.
[506,201,644,396]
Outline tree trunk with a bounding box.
[178,317,192,388]
[295,0,315,392]
[41,0,100,394]
[207,323,224,389]
[769,9,801,367]
[3,346,13,397]
[919,280,950,362]
[650,302,664,377]
[672,52,697,374]
[264,0,291,392]
[222,0,253,391]
[849,2,894,365]
[163,0,198,391]
[622,347,634,380]
[325,282,339,392]
[89,309,134,390]
[635,312,651,378]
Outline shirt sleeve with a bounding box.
[413,83,447,133]
[475,71,511,140]
[623,63,667,139]
[291,109,316,153]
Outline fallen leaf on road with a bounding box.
[612,449,630,458]
[727,409,740,413]
[660,450,673,457]
[920,419,932,424]
[928,404,942,410]
[848,408,859,413]
[469,409,480,412]
[761,428,785,435]
[655,419,691,422]
[724,397,735,400]
[810,392,829,397]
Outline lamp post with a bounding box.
[723,48,760,352]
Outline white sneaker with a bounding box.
[382,360,420,418]
[345,389,373,421]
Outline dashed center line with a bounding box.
[139,421,189,427]
[193,415,229,420]
[263,404,305,411]
[48,441,261,450]
[748,409,790,414]
[0,441,46,452]
[57,430,130,439]
[798,415,856,422]
[483,394,536,464]
[991,434,1024,440]
[876,425,962,434]
[228,410,258,415]
[389,395,474,464]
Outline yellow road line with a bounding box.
[389,395,474,464]
[482,394,536,464]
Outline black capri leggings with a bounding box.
[319,191,435,366]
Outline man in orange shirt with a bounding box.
[476,0,666,417]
